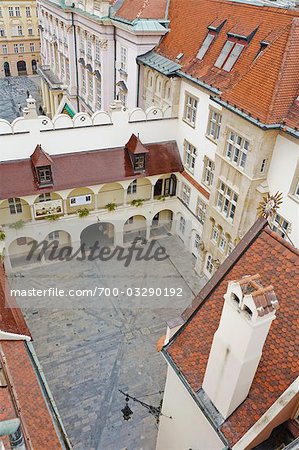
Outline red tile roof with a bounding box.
[155,0,299,127]
[0,266,63,448]
[114,0,168,21]
[0,263,31,337]
[0,141,183,199]
[182,171,210,200]
[30,144,53,167]
[164,220,299,446]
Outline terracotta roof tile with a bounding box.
[114,0,168,21]
[154,0,299,127]
[0,141,183,199]
[182,171,210,200]
[165,224,299,446]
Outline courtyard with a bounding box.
[8,235,206,450]
[0,75,42,122]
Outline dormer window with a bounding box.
[30,144,54,187]
[125,134,149,174]
[197,33,215,60]
[215,40,244,71]
[37,166,53,186]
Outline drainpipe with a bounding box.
[0,419,25,450]
[113,25,116,100]
[136,62,140,107]
[71,6,80,112]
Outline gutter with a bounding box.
[177,70,221,95]
[161,349,231,450]
[26,341,73,450]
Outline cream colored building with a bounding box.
[0,0,40,77]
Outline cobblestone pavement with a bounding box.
[9,236,207,450]
[0,75,42,122]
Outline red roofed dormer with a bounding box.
[125,134,149,173]
[30,144,53,187]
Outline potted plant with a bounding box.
[131,198,144,207]
[0,230,5,241]
[44,214,60,221]
[157,195,169,201]
[77,208,90,218]
[105,202,117,212]
[9,219,25,230]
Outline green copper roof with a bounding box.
[137,51,181,76]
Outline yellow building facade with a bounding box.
[0,0,40,77]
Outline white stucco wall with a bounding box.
[156,364,225,450]
[267,133,299,247]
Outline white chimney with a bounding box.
[202,274,279,419]
[23,95,38,119]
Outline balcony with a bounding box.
[38,65,66,90]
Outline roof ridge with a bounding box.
[264,225,299,255]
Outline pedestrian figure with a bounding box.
[7,79,10,86]
[26,90,30,98]
[18,104,22,112]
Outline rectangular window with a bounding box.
[19,43,24,53]
[28,28,33,36]
[87,39,92,57]
[206,255,214,274]
[88,75,93,101]
[38,193,52,202]
[181,183,191,205]
[120,46,127,72]
[95,41,100,62]
[127,179,137,195]
[227,242,234,255]
[219,232,227,252]
[49,231,59,240]
[37,166,52,185]
[211,225,220,244]
[216,181,238,221]
[17,25,22,36]
[30,42,35,52]
[197,33,215,60]
[14,44,19,54]
[271,213,290,239]
[207,109,222,141]
[260,158,267,174]
[0,27,5,37]
[96,80,101,109]
[69,195,91,206]
[215,41,244,71]
[81,68,86,94]
[202,157,215,187]
[196,198,206,225]
[8,7,14,17]
[184,141,197,173]
[194,233,200,250]
[8,198,22,214]
[183,94,198,127]
[226,131,249,169]
[26,6,31,17]
[2,45,7,54]
[15,7,20,17]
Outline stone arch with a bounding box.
[123,215,147,244]
[80,222,115,248]
[4,62,11,77]
[67,187,95,214]
[8,236,38,268]
[150,209,174,238]
[126,178,152,203]
[98,183,124,209]
[43,230,72,261]
[17,60,27,76]
[0,197,31,226]
[153,174,177,199]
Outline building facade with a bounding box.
[37,0,169,118]
[0,0,40,77]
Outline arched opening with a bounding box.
[98,183,124,209]
[17,60,27,76]
[127,178,151,203]
[31,59,37,74]
[123,215,147,244]
[44,230,71,261]
[150,209,173,238]
[154,174,177,199]
[0,198,31,226]
[80,222,114,249]
[8,237,38,268]
[33,192,64,219]
[4,62,11,77]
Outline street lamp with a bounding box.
[119,389,172,424]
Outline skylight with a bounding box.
[197,33,215,60]
[214,41,244,71]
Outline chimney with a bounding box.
[22,95,38,119]
[202,274,279,419]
